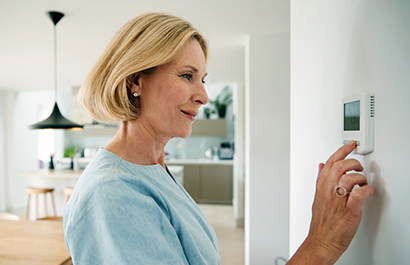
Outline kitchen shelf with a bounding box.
[191,119,226,137]
[65,124,119,137]
[66,119,227,138]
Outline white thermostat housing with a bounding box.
[342,92,375,154]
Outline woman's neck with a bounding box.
[105,120,169,169]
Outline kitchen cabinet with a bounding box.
[200,165,233,204]
[183,165,201,201]
[169,163,233,204]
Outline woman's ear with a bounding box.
[126,73,141,95]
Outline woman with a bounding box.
[64,12,375,264]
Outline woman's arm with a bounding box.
[287,141,376,264]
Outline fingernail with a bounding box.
[349,140,356,146]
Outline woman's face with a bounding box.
[136,39,209,141]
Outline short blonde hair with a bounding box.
[78,12,208,122]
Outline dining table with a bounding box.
[0,218,71,265]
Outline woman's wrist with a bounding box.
[287,235,342,265]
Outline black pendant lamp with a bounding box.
[29,11,83,130]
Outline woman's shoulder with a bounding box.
[64,150,173,227]
[84,148,122,173]
[75,149,138,191]
[81,148,164,185]
[73,148,170,202]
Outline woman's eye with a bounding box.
[201,79,206,84]
[182,74,192,81]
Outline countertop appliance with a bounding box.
[219,142,233,160]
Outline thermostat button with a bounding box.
[343,140,360,146]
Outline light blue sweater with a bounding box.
[64,149,220,264]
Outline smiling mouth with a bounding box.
[181,110,197,118]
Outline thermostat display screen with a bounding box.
[344,100,360,131]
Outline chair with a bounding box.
[64,187,74,204]
[0,212,21,221]
[25,187,56,220]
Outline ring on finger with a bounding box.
[335,186,350,197]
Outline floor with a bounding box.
[198,204,245,265]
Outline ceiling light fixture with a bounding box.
[28,11,83,130]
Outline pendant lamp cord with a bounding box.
[53,25,58,103]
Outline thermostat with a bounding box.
[342,92,375,154]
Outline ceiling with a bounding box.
[0,0,288,92]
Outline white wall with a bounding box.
[245,31,290,264]
[7,91,50,212]
[0,90,72,215]
[0,91,7,211]
[0,91,34,212]
[290,0,410,264]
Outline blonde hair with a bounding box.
[78,12,208,122]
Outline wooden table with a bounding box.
[0,219,71,265]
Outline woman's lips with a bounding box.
[181,110,197,121]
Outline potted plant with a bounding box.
[209,86,232,118]
[203,108,211,119]
[64,147,78,170]
[210,109,218,119]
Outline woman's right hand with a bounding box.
[288,141,376,264]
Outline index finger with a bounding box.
[326,140,357,165]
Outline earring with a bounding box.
[133,92,139,97]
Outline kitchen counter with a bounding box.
[166,158,234,165]
[19,169,83,179]
[19,166,185,179]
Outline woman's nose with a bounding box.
[194,83,209,105]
